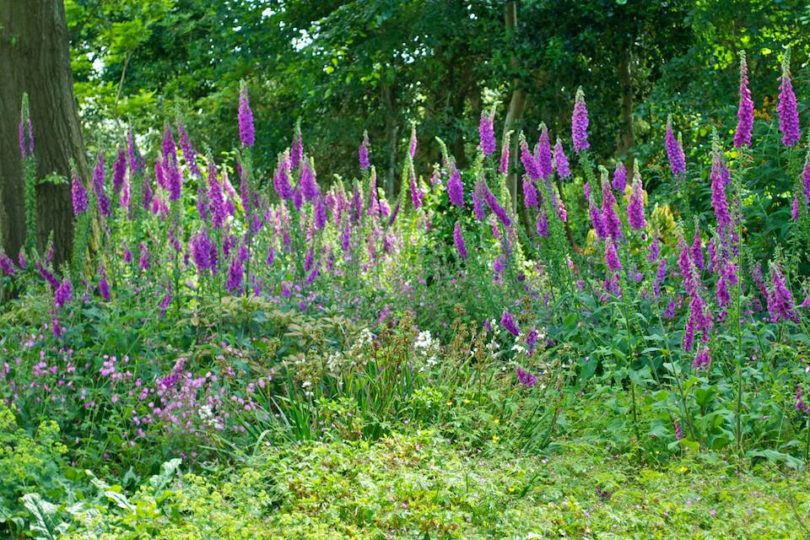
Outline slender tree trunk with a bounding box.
[502,0,527,211]
[616,49,634,159]
[381,82,399,198]
[0,0,86,265]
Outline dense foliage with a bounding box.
[2,5,810,536]
[65,1,810,180]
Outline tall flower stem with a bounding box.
[616,270,642,445]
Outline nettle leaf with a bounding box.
[149,459,182,491]
[748,449,804,470]
[22,494,59,540]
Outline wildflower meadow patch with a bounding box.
[2,29,810,538]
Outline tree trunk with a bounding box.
[502,0,526,211]
[616,49,634,159]
[0,0,86,266]
[381,81,399,198]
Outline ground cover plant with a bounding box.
[2,40,810,538]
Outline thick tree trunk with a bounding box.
[0,0,86,266]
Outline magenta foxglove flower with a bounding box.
[71,173,88,216]
[300,158,319,202]
[166,159,182,202]
[665,117,686,177]
[653,259,667,299]
[479,109,496,157]
[162,125,177,162]
[692,347,711,370]
[238,82,255,147]
[314,194,328,230]
[683,293,712,352]
[501,311,521,336]
[112,149,127,194]
[536,211,549,238]
[535,124,553,180]
[767,262,798,322]
[304,247,315,273]
[120,177,131,215]
[522,177,538,208]
[36,261,59,289]
[305,264,320,286]
[710,140,732,232]
[98,266,111,301]
[226,253,244,294]
[516,367,537,388]
[51,316,62,338]
[556,197,568,223]
[571,87,590,153]
[447,166,464,208]
[274,153,294,200]
[136,243,150,272]
[777,51,801,147]
[626,163,646,230]
[647,236,660,262]
[690,230,704,271]
[605,238,622,272]
[589,201,605,239]
[453,221,468,259]
[796,386,810,414]
[207,161,226,228]
[409,166,422,209]
[358,131,370,171]
[177,122,201,177]
[190,230,217,274]
[526,329,539,355]
[472,180,487,221]
[408,123,417,158]
[792,196,800,221]
[92,153,111,217]
[612,162,627,192]
[290,122,304,170]
[482,183,511,228]
[519,136,541,181]
[734,52,754,148]
[553,138,571,179]
[499,131,512,175]
[159,287,172,318]
[18,95,34,158]
[0,253,16,276]
[127,129,142,176]
[367,168,380,216]
[674,420,683,440]
[601,179,622,241]
[54,278,72,309]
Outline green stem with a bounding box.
[804,417,810,464]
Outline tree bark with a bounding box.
[0,0,87,266]
[381,81,399,198]
[616,49,634,159]
[502,0,526,211]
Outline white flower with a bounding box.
[414,330,435,355]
